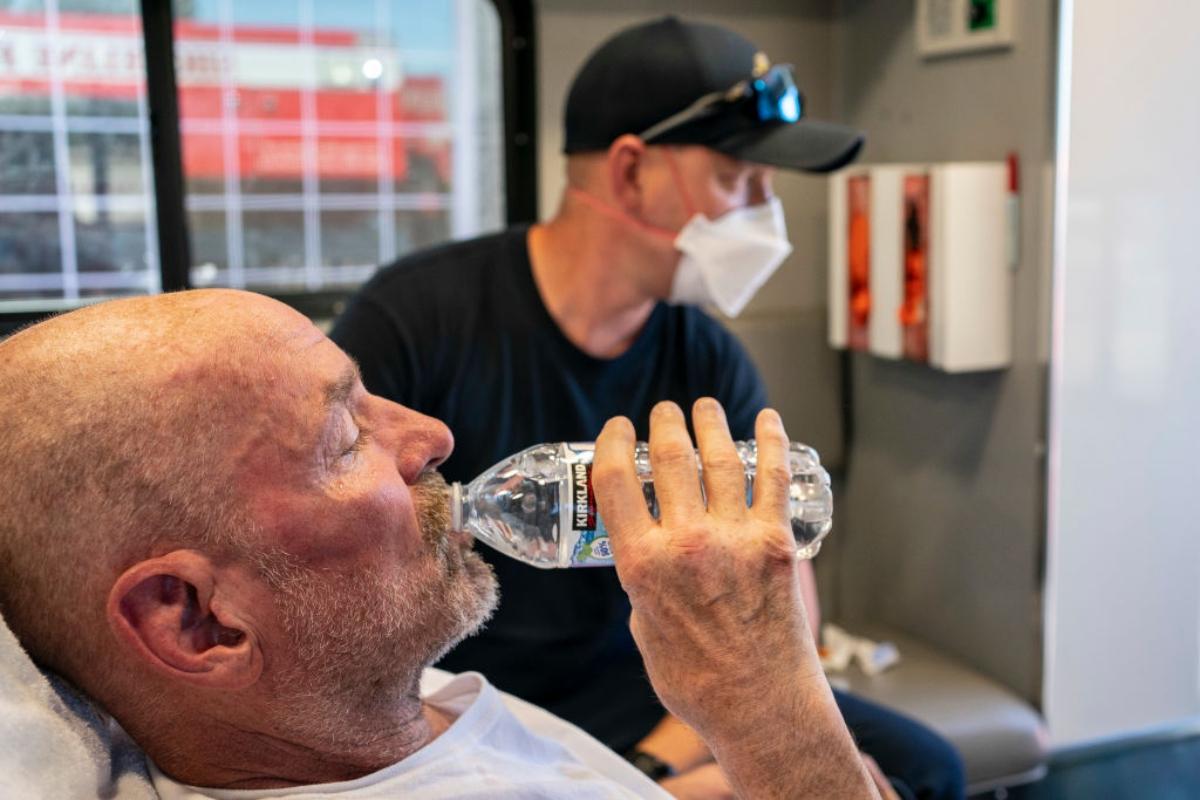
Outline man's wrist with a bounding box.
[623,748,678,782]
[703,682,876,799]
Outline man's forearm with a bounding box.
[704,682,880,800]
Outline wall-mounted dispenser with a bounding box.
[828,162,1011,372]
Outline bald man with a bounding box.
[0,290,879,799]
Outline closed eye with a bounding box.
[341,420,372,460]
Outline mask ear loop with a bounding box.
[566,186,678,242]
[659,146,699,220]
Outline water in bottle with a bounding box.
[449,440,832,569]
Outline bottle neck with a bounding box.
[450,481,466,532]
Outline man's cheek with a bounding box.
[254,482,420,565]
[354,480,424,554]
[249,490,353,561]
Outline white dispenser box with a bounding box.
[828,162,1011,372]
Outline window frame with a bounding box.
[0,0,536,334]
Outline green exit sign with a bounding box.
[917,0,1014,58]
[969,0,998,31]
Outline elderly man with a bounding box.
[0,289,879,798]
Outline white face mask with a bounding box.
[668,196,793,317]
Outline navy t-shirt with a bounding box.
[330,226,767,751]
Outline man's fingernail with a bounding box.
[653,401,682,417]
[604,416,633,435]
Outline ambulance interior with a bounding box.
[0,1,1197,798]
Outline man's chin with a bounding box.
[424,550,498,665]
[459,548,499,631]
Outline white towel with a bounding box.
[0,609,157,800]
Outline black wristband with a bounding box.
[623,749,677,782]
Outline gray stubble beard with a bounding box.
[255,471,498,748]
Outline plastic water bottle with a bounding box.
[450,441,832,569]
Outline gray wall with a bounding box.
[830,0,1058,702]
[536,0,846,466]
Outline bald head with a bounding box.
[0,290,496,786]
[0,290,311,692]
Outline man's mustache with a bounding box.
[412,470,452,548]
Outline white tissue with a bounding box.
[820,623,901,677]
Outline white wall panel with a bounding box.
[1044,0,1200,747]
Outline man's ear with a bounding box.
[607,134,648,215]
[107,550,262,690]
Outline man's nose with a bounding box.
[377,399,455,483]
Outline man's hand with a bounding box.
[593,399,879,799]
[593,398,818,734]
[658,763,736,800]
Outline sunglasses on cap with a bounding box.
[637,63,804,143]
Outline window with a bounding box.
[175,0,505,294]
[0,0,522,321]
[0,0,158,308]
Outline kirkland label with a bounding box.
[566,461,612,566]
[570,462,596,530]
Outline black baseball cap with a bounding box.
[564,16,864,173]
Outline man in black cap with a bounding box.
[333,16,963,800]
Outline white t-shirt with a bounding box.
[151,670,672,800]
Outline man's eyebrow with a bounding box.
[323,361,362,410]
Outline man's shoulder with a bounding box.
[357,227,526,307]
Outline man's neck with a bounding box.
[527,211,661,360]
[148,692,452,790]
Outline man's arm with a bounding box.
[631,322,822,794]
[634,554,823,775]
[593,399,879,799]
